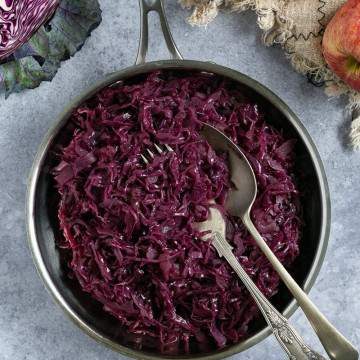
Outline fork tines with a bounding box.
[141,143,174,164]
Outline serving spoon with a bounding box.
[201,123,359,360]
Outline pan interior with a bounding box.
[30,63,328,359]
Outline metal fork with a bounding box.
[140,143,174,164]
[141,141,325,358]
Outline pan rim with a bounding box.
[26,59,331,360]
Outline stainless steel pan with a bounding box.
[27,1,330,359]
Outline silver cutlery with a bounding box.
[141,141,324,359]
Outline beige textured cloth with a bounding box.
[180,0,360,148]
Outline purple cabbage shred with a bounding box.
[53,71,301,355]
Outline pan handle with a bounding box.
[136,0,183,65]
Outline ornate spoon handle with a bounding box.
[212,231,326,360]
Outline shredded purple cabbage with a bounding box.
[53,71,301,354]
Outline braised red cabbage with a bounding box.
[53,71,301,354]
[0,0,59,60]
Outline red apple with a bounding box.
[322,0,360,92]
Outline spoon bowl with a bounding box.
[201,123,257,218]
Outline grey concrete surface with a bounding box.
[0,1,359,359]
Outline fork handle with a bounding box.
[243,213,359,360]
[212,231,326,360]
